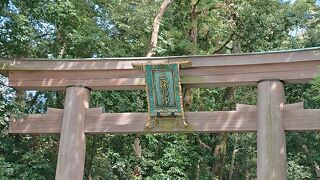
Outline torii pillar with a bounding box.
[257,80,287,180]
[55,85,90,180]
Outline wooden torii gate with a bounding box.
[1,47,320,180]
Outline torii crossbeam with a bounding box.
[1,47,320,180]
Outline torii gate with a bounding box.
[1,47,320,180]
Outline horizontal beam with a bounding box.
[9,114,63,134]
[9,103,320,134]
[84,110,257,134]
[9,111,257,133]
[7,61,320,90]
[9,104,257,134]
[8,107,105,134]
[1,47,320,90]
[1,47,320,71]
[284,102,320,131]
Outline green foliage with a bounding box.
[287,151,313,179]
[90,90,147,113]
[304,75,320,108]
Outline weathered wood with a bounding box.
[9,72,145,90]
[185,68,319,87]
[284,102,320,131]
[55,86,90,180]
[1,47,320,72]
[86,106,105,114]
[84,109,258,133]
[48,107,104,115]
[1,48,320,90]
[257,80,287,180]
[9,61,318,80]
[9,114,62,134]
[9,101,320,134]
[7,60,320,90]
[9,104,257,134]
[47,107,64,114]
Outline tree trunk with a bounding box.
[228,133,238,180]
[146,0,172,57]
[184,0,200,112]
[134,136,142,157]
[190,0,199,53]
[211,133,228,179]
[133,135,142,177]
[15,90,26,114]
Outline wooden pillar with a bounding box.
[55,86,90,180]
[257,80,287,180]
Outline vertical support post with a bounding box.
[55,86,90,180]
[257,80,287,180]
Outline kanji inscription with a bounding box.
[133,61,191,128]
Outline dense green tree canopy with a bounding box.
[0,0,320,179]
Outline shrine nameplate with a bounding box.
[133,61,191,128]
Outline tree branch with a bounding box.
[146,0,172,57]
[193,0,201,8]
[197,136,211,150]
[26,91,41,112]
[211,32,234,54]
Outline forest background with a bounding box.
[0,0,320,179]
